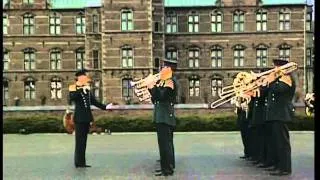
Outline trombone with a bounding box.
[210,62,298,109]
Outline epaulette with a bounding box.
[279,75,292,87]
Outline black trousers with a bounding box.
[240,120,250,157]
[257,124,267,163]
[264,121,277,166]
[156,123,175,173]
[248,126,259,160]
[271,121,291,172]
[74,123,90,166]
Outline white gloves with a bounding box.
[106,103,113,110]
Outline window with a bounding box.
[188,12,199,32]
[50,78,62,99]
[211,11,222,32]
[76,48,85,70]
[24,78,36,99]
[189,78,200,97]
[93,50,99,69]
[50,49,61,70]
[121,10,133,31]
[76,14,85,34]
[306,48,312,66]
[211,45,222,67]
[166,12,177,33]
[279,10,290,30]
[24,48,36,70]
[188,49,199,68]
[122,46,133,68]
[93,15,99,33]
[4,50,9,70]
[3,80,9,105]
[306,12,312,31]
[233,45,245,67]
[256,10,267,31]
[92,80,101,98]
[3,14,8,34]
[23,13,35,35]
[50,13,61,35]
[122,78,133,98]
[166,48,178,62]
[212,79,223,97]
[279,44,290,61]
[233,10,244,32]
[154,22,160,32]
[256,45,268,67]
[23,0,34,4]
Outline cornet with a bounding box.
[210,62,298,109]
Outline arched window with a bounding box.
[256,44,268,67]
[189,75,200,97]
[211,10,222,32]
[50,48,61,70]
[121,45,133,68]
[50,77,62,99]
[23,48,36,70]
[3,14,8,34]
[121,9,133,31]
[188,11,199,33]
[76,12,85,34]
[23,13,35,35]
[279,8,290,30]
[278,43,291,61]
[165,47,178,63]
[188,47,200,68]
[211,45,223,67]
[3,49,10,70]
[75,48,85,70]
[233,10,244,32]
[3,80,9,105]
[233,44,245,67]
[50,12,61,35]
[122,77,133,98]
[211,77,223,97]
[256,9,267,31]
[166,11,177,33]
[24,77,36,99]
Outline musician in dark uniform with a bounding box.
[246,97,256,162]
[69,69,113,168]
[263,59,296,176]
[147,59,178,176]
[236,98,250,160]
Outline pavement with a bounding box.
[3,132,314,180]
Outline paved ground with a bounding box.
[4,132,314,180]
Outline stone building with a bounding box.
[2,0,314,106]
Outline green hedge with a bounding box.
[3,113,314,134]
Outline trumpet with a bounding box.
[130,67,173,102]
[210,62,298,109]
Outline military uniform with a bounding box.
[247,97,256,161]
[236,106,250,159]
[69,71,107,168]
[149,76,177,176]
[265,74,295,175]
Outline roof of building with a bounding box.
[2,0,310,9]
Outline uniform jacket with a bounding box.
[69,88,107,123]
[149,77,178,126]
[265,75,296,122]
[251,88,268,125]
[236,107,247,127]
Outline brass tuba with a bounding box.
[210,62,298,109]
[130,67,173,102]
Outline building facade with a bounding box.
[3,0,314,106]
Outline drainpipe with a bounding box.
[303,4,306,95]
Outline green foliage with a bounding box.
[3,113,314,133]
